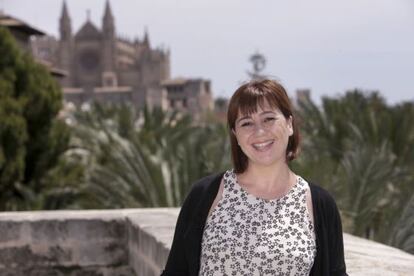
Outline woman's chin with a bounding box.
[248,155,285,168]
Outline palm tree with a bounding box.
[389,193,414,254]
[294,90,414,252]
[70,103,231,208]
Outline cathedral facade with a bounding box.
[31,1,213,116]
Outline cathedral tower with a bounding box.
[58,0,73,86]
[101,0,117,87]
[59,0,71,40]
[143,27,150,49]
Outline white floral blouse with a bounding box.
[199,170,316,275]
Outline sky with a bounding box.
[2,0,414,104]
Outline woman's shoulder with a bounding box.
[307,181,334,200]
[306,180,340,213]
[182,171,225,206]
[189,172,225,195]
[178,171,225,225]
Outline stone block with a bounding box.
[30,220,69,242]
[0,265,136,276]
[0,221,22,243]
[0,245,55,267]
[75,239,127,266]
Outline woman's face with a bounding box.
[233,101,293,168]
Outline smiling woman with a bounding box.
[161,79,347,276]
[227,80,300,174]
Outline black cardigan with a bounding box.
[161,173,347,276]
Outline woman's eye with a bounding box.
[241,122,252,127]
[264,117,276,122]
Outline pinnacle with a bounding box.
[143,26,150,47]
[61,0,70,20]
[104,0,113,19]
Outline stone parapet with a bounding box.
[0,208,413,275]
[126,209,179,276]
[0,210,133,275]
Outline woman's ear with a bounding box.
[287,116,294,136]
[231,128,240,145]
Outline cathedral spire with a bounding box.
[143,26,150,48]
[103,0,114,22]
[102,0,114,36]
[61,0,69,19]
[102,0,116,72]
[59,0,71,40]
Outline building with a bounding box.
[162,78,214,121]
[30,1,213,117]
[0,11,44,50]
[0,12,66,79]
[295,88,312,106]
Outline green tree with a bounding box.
[0,28,27,209]
[390,193,414,254]
[0,27,81,210]
[70,104,231,208]
[294,90,414,253]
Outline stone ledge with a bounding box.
[1,208,413,276]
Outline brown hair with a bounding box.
[227,79,300,173]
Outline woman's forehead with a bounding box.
[237,101,281,118]
[238,99,279,111]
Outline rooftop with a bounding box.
[0,14,45,36]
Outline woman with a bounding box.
[161,79,347,276]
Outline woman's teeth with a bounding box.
[252,140,274,150]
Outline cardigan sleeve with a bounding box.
[310,183,348,276]
[161,173,223,276]
[326,192,348,276]
[161,187,197,276]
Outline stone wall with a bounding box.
[0,210,133,276]
[1,208,414,276]
[0,209,179,276]
[126,209,179,276]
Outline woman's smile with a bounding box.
[252,139,275,151]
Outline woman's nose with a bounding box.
[253,122,266,133]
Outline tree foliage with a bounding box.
[69,103,230,208]
[0,27,82,210]
[294,90,414,253]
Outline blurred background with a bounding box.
[1,0,413,256]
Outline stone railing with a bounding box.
[1,208,414,276]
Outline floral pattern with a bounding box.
[199,170,316,275]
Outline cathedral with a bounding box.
[31,1,213,117]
